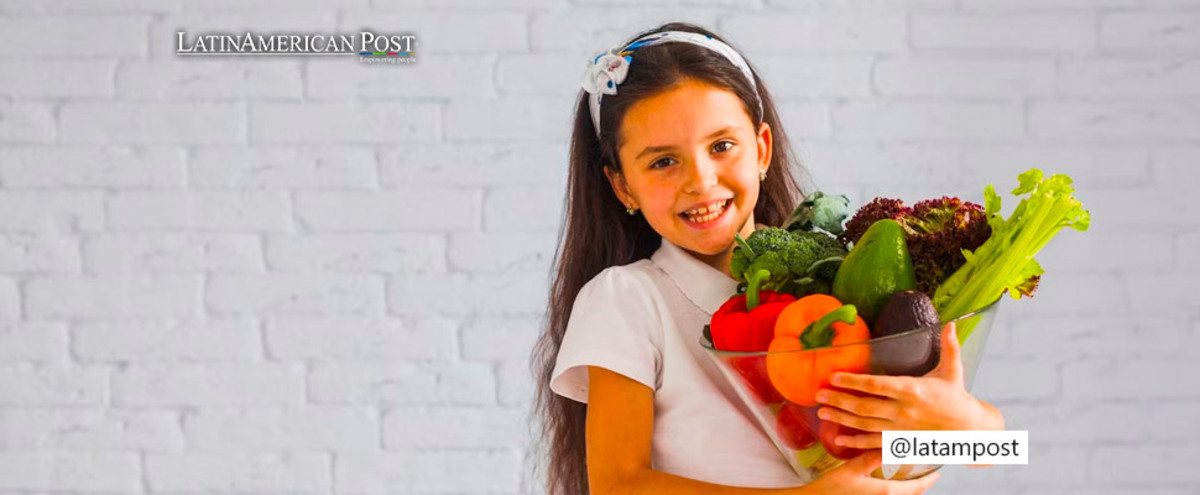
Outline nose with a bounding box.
[681,154,719,195]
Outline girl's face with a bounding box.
[605,79,772,273]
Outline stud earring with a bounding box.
[626,206,637,215]
[759,169,767,181]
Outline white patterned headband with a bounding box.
[581,31,763,139]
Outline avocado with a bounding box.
[870,290,942,376]
[831,219,917,324]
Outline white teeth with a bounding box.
[685,200,726,216]
[684,200,727,223]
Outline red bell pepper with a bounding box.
[776,402,817,450]
[729,355,785,405]
[710,269,797,405]
[817,391,872,460]
[818,417,870,460]
[710,269,797,352]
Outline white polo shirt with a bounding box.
[550,235,807,488]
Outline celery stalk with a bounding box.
[933,169,1090,344]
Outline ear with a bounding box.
[602,163,637,210]
[756,121,773,175]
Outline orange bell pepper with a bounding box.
[766,294,871,407]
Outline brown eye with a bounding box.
[713,140,734,153]
[650,157,674,169]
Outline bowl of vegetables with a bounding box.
[698,169,1090,482]
[699,294,1001,481]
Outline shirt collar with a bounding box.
[650,237,739,315]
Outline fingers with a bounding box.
[932,322,964,380]
[818,406,892,432]
[832,372,913,400]
[833,449,882,477]
[866,470,942,494]
[942,322,961,360]
[835,432,882,449]
[831,451,943,495]
[816,388,898,420]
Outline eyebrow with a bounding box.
[634,125,740,160]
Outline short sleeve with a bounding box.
[550,266,663,404]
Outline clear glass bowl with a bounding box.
[699,296,1001,483]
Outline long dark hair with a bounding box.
[528,22,809,495]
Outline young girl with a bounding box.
[530,22,1003,494]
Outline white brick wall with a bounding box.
[0,1,1197,493]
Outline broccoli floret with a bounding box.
[729,227,848,298]
[798,230,849,280]
[746,251,790,292]
[730,247,752,283]
[774,231,846,279]
[746,227,795,256]
[731,227,794,283]
[781,231,846,296]
[779,232,819,275]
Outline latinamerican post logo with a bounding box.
[176,31,417,64]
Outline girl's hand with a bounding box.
[796,450,939,495]
[814,322,1006,450]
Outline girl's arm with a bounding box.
[585,366,940,495]
[586,366,799,494]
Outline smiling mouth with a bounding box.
[679,198,732,223]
